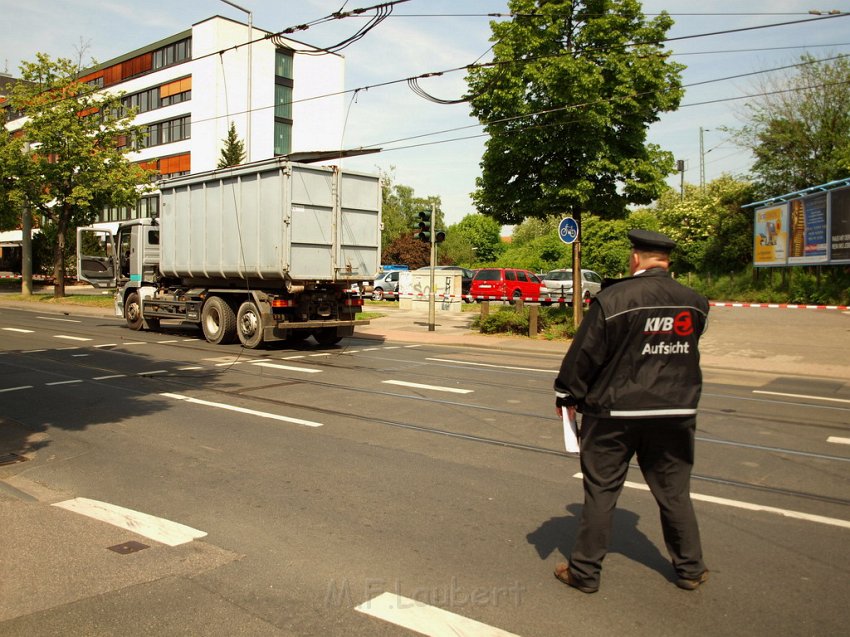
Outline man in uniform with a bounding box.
[553,229,710,593]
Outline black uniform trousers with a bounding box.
[569,415,705,588]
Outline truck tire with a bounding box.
[201,296,237,344]
[125,292,144,331]
[236,300,264,349]
[313,327,342,346]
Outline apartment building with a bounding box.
[4,15,346,224]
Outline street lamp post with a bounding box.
[219,0,252,162]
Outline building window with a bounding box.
[274,121,292,156]
[153,37,192,71]
[275,49,293,79]
[139,115,191,149]
[274,83,292,119]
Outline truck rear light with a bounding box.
[271,299,295,308]
[344,298,364,307]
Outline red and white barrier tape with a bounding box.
[710,301,849,311]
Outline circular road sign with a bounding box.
[558,217,579,244]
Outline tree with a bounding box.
[737,54,850,196]
[451,214,503,262]
[466,0,684,225]
[3,54,150,296]
[379,169,443,253]
[217,122,246,168]
[381,233,430,270]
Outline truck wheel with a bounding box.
[313,327,342,346]
[125,292,144,331]
[202,296,237,344]
[236,300,264,349]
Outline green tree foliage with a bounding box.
[466,0,684,225]
[649,176,756,273]
[450,213,503,262]
[738,55,850,196]
[2,54,151,296]
[217,122,246,168]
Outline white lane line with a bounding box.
[22,349,47,353]
[54,335,92,342]
[37,316,80,323]
[252,361,322,374]
[404,345,421,348]
[138,370,168,376]
[309,353,331,357]
[52,497,206,547]
[361,347,381,352]
[71,354,89,357]
[356,592,521,637]
[178,366,203,371]
[46,380,83,386]
[427,358,555,373]
[572,473,850,530]
[827,436,850,445]
[2,328,34,333]
[382,346,400,350]
[0,386,33,393]
[383,380,473,394]
[753,390,850,405]
[57,347,80,351]
[156,340,179,344]
[94,343,118,348]
[281,355,305,359]
[160,392,323,428]
[215,361,245,367]
[93,374,126,380]
[121,341,146,346]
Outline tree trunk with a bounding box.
[53,211,68,298]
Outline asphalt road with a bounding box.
[1,304,849,636]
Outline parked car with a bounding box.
[470,268,552,304]
[542,268,603,303]
[415,265,475,298]
[371,270,401,301]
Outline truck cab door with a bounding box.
[76,227,117,288]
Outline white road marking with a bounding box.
[356,592,521,637]
[156,340,179,344]
[427,358,555,373]
[309,353,331,357]
[2,328,34,333]
[361,347,381,352]
[57,347,80,351]
[177,366,203,371]
[160,392,323,427]
[281,355,305,359]
[22,349,46,353]
[404,345,421,348]
[215,361,245,367]
[572,473,850,529]
[827,436,850,445]
[93,374,126,380]
[383,380,473,394]
[37,316,80,323]
[382,346,400,350]
[52,497,207,547]
[72,354,89,357]
[46,380,83,386]
[54,335,92,342]
[138,370,168,376]
[252,361,322,374]
[753,390,850,405]
[94,343,118,348]
[121,341,146,346]
[0,386,33,393]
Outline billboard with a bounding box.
[754,185,850,266]
[754,204,788,266]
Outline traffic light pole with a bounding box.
[428,202,436,332]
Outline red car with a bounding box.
[470,268,552,304]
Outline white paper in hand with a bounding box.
[562,410,580,453]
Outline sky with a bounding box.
[2,0,849,227]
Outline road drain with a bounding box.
[0,452,28,467]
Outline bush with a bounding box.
[472,304,578,339]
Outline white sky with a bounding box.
[2,0,849,225]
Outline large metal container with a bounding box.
[157,158,381,283]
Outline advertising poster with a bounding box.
[754,203,788,266]
[830,187,850,263]
[788,194,828,264]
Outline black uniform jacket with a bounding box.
[554,268,709,419]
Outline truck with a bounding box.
[76,158,381,349]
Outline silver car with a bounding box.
[542,269,603,303]
[372,270,401,301]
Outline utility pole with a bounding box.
[428,202,436,332]
[699,127,707,192]
[677,159,685,200]
[21,141,32,296]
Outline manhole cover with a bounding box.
[107,541,150,554]
[0,452,28,467]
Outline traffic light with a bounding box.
[413,209,446,243]
[414,209,432,242]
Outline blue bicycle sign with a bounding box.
[558,217,579,244]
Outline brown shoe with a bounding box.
[553,562,598,594]
[676,569,709,590]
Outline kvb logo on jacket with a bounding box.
[641,310,694,355]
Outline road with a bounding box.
[1,304,849,636]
